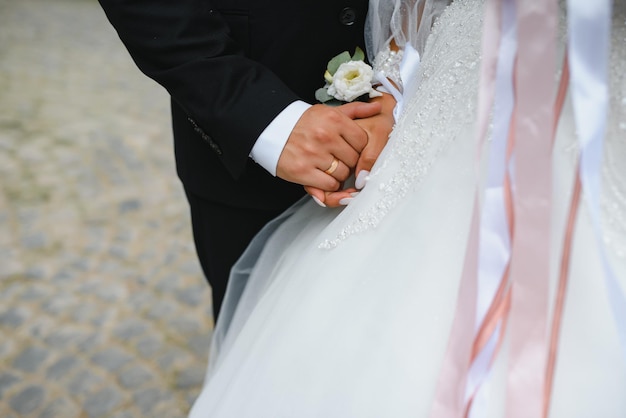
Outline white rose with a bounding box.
[327,60,381,102]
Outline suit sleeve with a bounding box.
[97,0,299,178]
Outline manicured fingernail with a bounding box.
[355,170,370,189]
[350,192,360,197]
[339,197,353,206]
[312,196,326,207]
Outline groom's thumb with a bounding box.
[337,101,382,120]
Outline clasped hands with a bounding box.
[276,93,396,208]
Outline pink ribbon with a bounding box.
[504,1,558,417]
[429,2,619,417]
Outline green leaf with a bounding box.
[323,99,343,107]
[315,87,334,103]
[351,46,365,62]
[327,51,352,75]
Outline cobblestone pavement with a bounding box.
[0,0,215,416]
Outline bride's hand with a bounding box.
[304,185,359,208]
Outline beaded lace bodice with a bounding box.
[320,0,483,249]
[320,0,626,260]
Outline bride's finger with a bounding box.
[322,188,359,207]
[304,185,327,207]
[304,186,359,208]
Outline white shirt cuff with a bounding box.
[250,100,311,176]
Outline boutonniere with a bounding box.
[315,47,382,105]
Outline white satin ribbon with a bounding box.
[375,43,421,121]
[567,0,626,358]
[399,43,422,110]
[474,0,516,348]
[465,2,517,416]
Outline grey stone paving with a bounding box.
[0,0,215,416]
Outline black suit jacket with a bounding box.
[99,0,369,210]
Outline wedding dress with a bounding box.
[189,0,626,416]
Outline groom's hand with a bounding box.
[276,102,382,191]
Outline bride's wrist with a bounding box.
[372,45,404,92]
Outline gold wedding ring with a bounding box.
[324,158,339,175]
